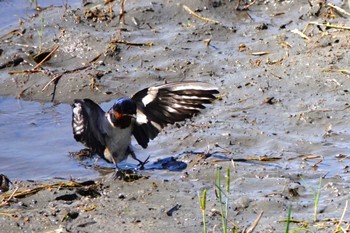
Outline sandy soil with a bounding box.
[1,0,350,232]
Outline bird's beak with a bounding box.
[113,110,123,119]
[109,109,135,120]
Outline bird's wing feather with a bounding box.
[131,81,219,148]
[72,99,106,155]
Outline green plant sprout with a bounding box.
[216,166,230,233]
[285,205,292,233]
[301,176,322,222]
[198,189,207,233]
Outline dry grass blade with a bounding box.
[8,46,59,75]
[322,69,350,75]
[304,21,350,32]
[0,212,17,217]
[302,155,323,161]
[246,156,281,162]
[204,38,211,47]
[108,1,114,19]
[0,29,25,40]
[89,53,103,63]
[291,29,310,40]
[212,156,281,163]
[41,73,63,91]
[41,65,91,92]
[229,105,257,112]
[0,187,19,208]
[312,159,323,168]
[0,181,82,201]
[110,38,154,46]
[315,22,350,30]
[236,0,257,11]
[82,205,98,212]
[33,45,59,70]
[119,0,126,24]
[8,70,43,75]
[183,5,220,24]
[333,200,348,232]
[302,22,312,34]
[300,155,323,168]
[246,211,264,233]
[250,51,271,56]
[327,3,350,17]
[336,154,350,162]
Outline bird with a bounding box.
[71,81,219,173]
[0,174,11,193]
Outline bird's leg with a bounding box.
[128,147,150,170]
[112,165,126,180]
[111,165,142,181]
[135,155,150,170]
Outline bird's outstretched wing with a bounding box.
[131,81,219,148]
[72,99,106,155]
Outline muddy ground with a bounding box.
[1,0,350,232]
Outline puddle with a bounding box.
[0,96,101,180]
[0,96,176,180]
[0,94,219,181]
[0,0,80,30]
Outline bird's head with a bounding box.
[112,97,137,115]
[107,98,137,128]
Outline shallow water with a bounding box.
[0,0,80,30]
[0,97,162,180]
[0,96,101,180]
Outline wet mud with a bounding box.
[1,0,350,232]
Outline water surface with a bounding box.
[0,96,101,180]
[0,0,80,30]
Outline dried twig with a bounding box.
[42,74,63,92]
[291,29,310,40]
[33,45,59,70]
[250,51,271,56]
[0,181,83,201]
[41,65,91,92]
[327,3,350,17]
[110,38,154,46]
[0,212,17,217]
[119,0,126,24]
[42,65,91,102]
[334,202,348,232]
[212,156,282,163]
[302,155,323,161]
[8,46,59,75]
[246,211,264,233]
[8,69,43,75]
[183,5,220,24]
[180,151,281,164]
[0,187,19,208]
[108,1,114,19]
[307,22,350,30]
[322,69,350,75]
[204,38,211,47]
[89,53,103,63]
[301,21,350,38]
[236,0,257,11]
